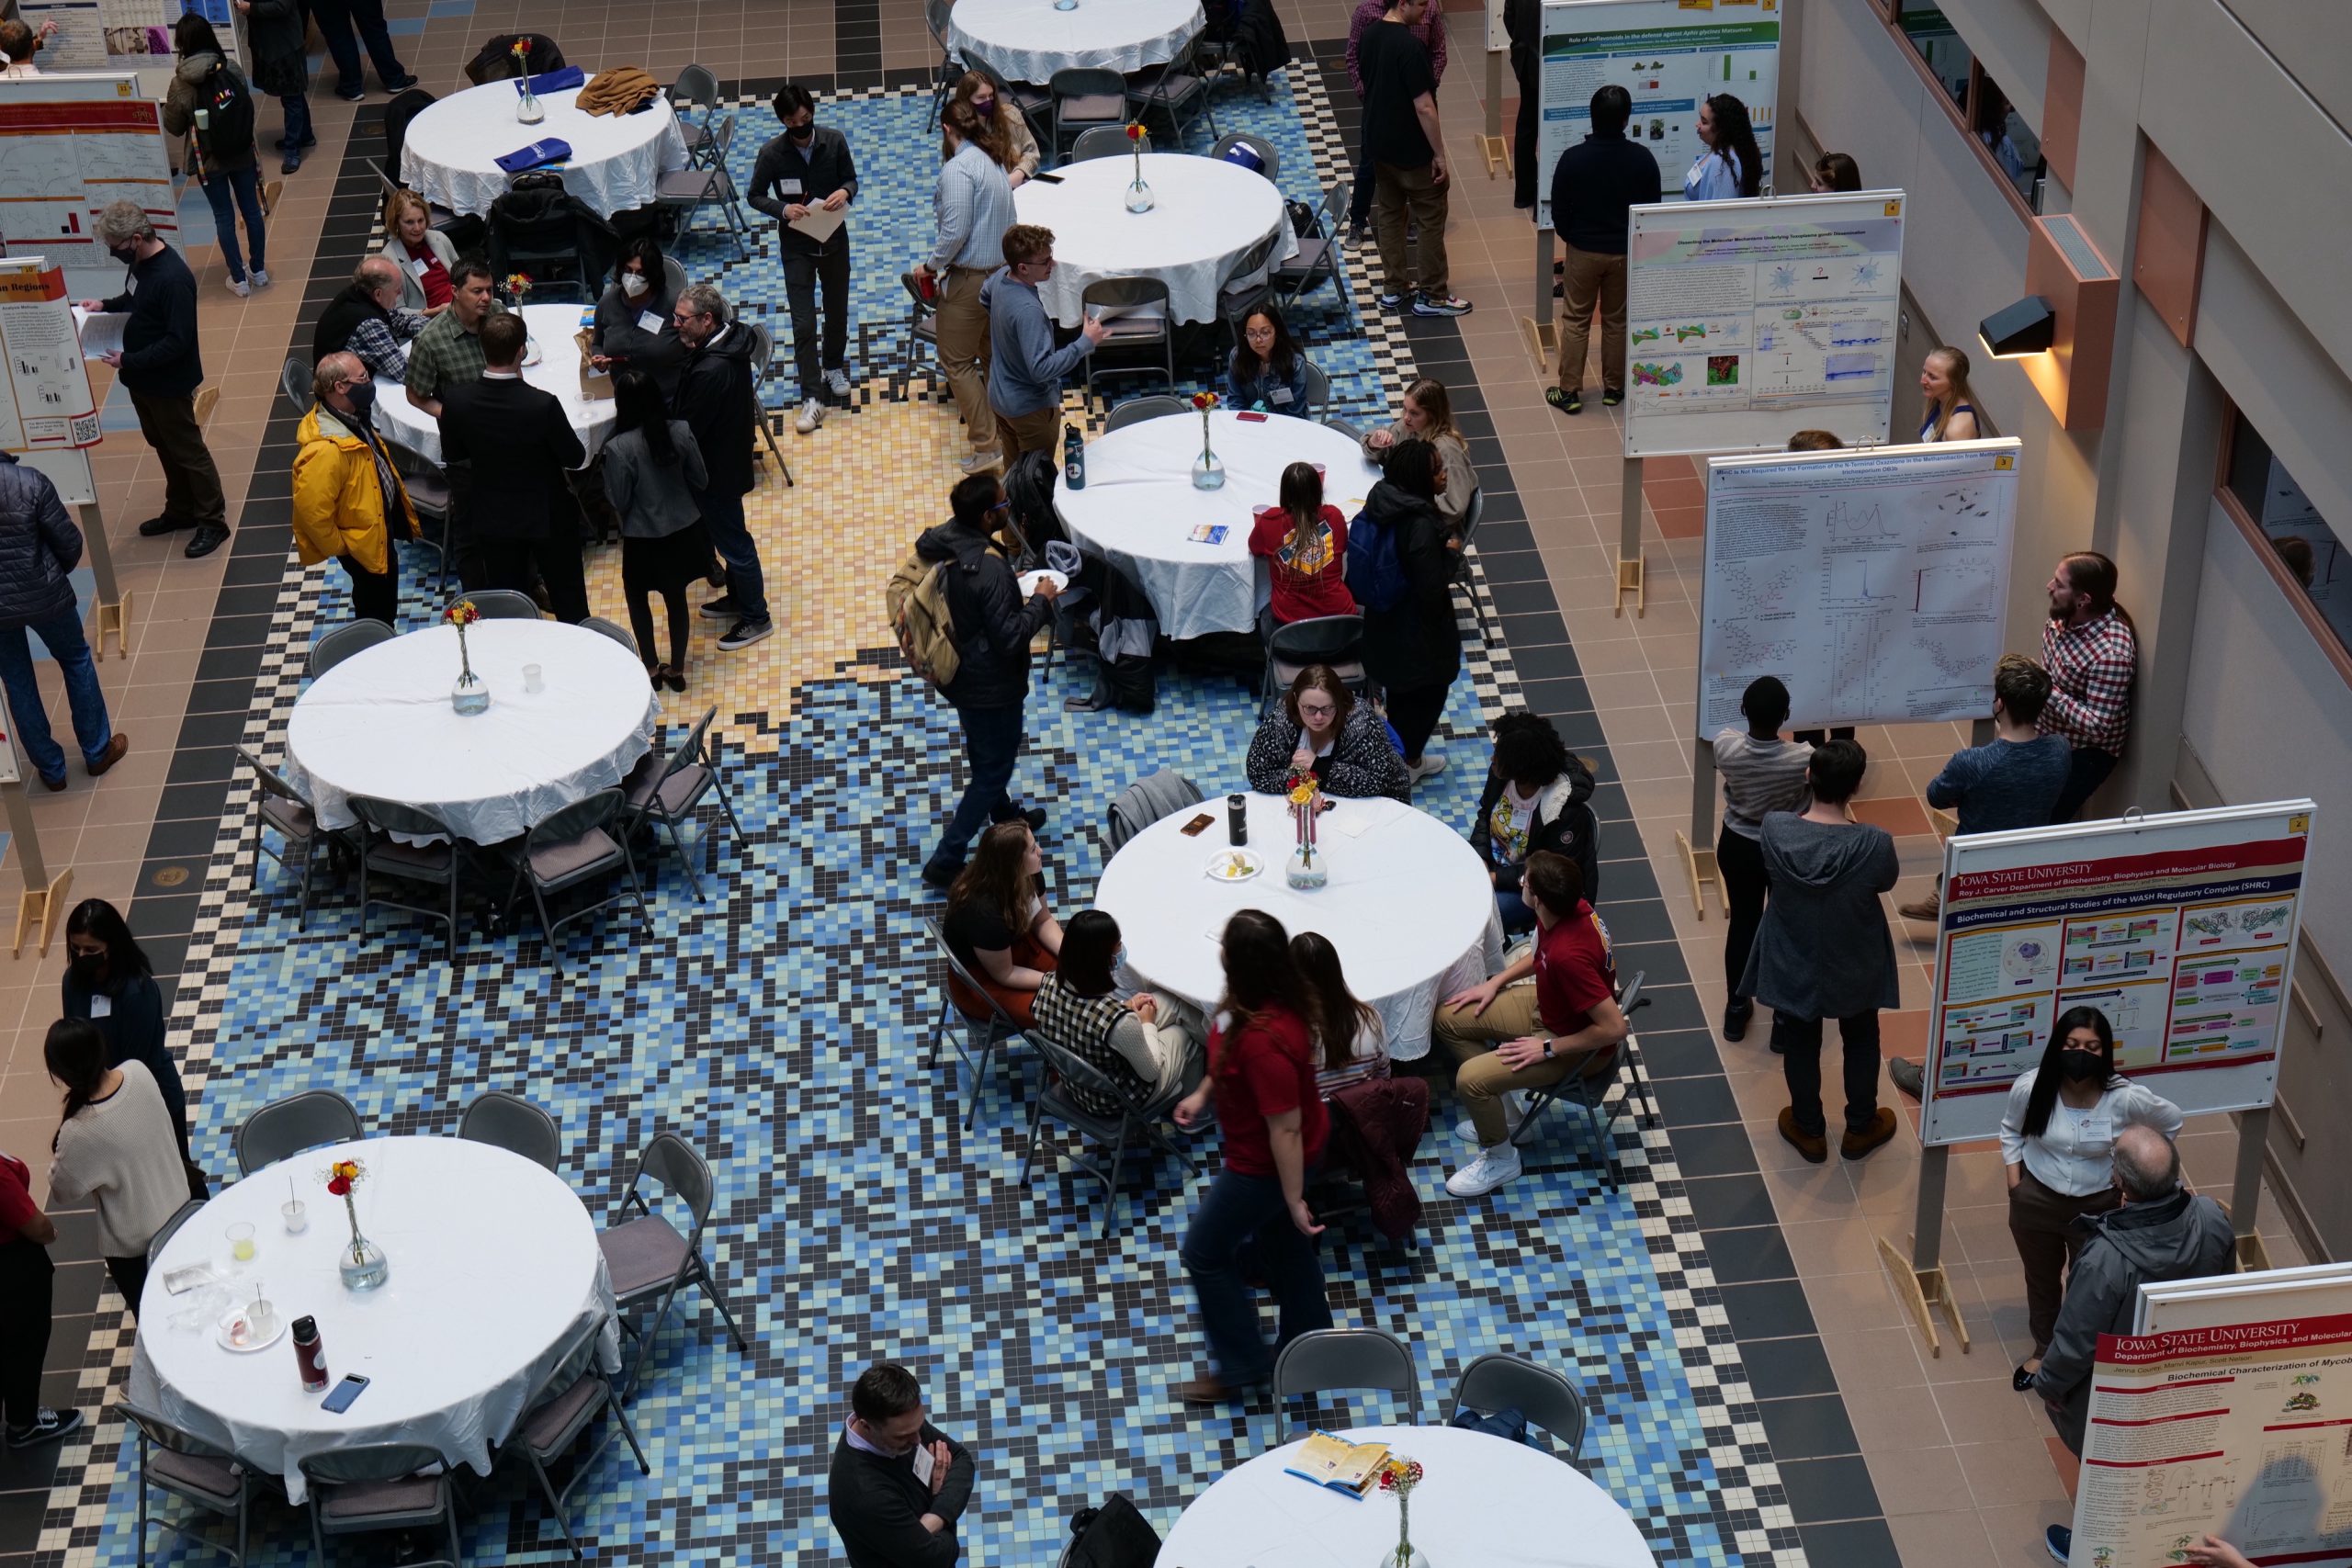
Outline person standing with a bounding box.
[1346,0,1448,237]
[1544,85,1660,416]
[1358,0,1470,317]
[42,1020,186,1319]
[310,0,414,102]
[438,314,589,622]
[915,473,1060,888]
[61,900,188,1161]
[2041,551,2136,820]
[1897,655,2071,925]
[1743,739,1900,1164]
[590,237,687,400]
[162,17,268,300]
[1,1144,82,1450]
[1503,0,1538,210]
[0,17,55,76]
[293,353,416,628]
[235,0,312,174]
[1712,677,1812,1042]
[82,201,230,558]
[311,257,424,382]
[979,225,1108,461]
[0,452,128,792]
[826,1363,977,1568]
[749,85,858,436]
[672,282,775,653]
[1173,909,1333,1404]
[401,256,503,418]
[1354,438,1459,784]
[1917,345,1982,441]
[1685,93,1764,200]
[602,369,708,693]
[915,102,1018,475]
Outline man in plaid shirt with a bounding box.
[2040,551,2136,820]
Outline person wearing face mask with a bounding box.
[1031,910,1203,1121]
[1226,304,1309,415]
[312,256,425,382]
[377,189,458,316]
[590,236,686,400]
[60,900,188,1161]
[1245,664,1408,801]
[294,352,418,626]
[827,1362,976,1568]
[947,70,1039,186]
[1998,1007,2182,1395]
[748,84,859,436]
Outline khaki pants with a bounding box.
[1433,987,1611,1146]
[935,265,997,453]
[1555,243,1628,396]
[994,404,1061,461]
[1372,159,1450,299]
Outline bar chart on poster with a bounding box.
[0,76,176,298]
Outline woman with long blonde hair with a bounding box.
[1363,376,1476,525]
[377,188,458,315]
[1918,345,1983,442]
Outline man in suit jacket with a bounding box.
[437,311,589,621]
[827,1363,976,1568]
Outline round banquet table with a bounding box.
[946,0,1204,83]
[1012,152,1296,327]
[1096,792,1503,1060]
[131,1136,618,1505]
[1158,1425,1659,1568]
[284,619,659,840]
[1056,411,1382,640]
[397,80,690,220]
[378,303,617,468]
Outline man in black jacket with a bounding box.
[438,312,589,621]
[916,472,1059,888]
[81,200,229,558]
[0,454,128,791]
[747,84,857,435]
[311,256,424,380]
[672,282,774,651]
[827,1363,976,1568]
[1546,85,1661,415]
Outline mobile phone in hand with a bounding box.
[322,1374,371,1413]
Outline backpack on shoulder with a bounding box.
[1346,506,1409,612]
[195,61,256,165]
[885,549,961,689]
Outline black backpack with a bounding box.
[195,61,255,164]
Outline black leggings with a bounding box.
[625,572,690,670]
[1717,823,1769,996]
[106,1254,149,1321]
[0,1238,53,1429]
[1385,682,1451,763]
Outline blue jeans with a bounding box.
[198,164,267,283]
[0,610,114,783]
[692,486,767,623]
[929,701,1025,874]
[278,92,315,152]
[1496,886,1535,935]
[1181,1164,1331,1385]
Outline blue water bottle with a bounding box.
[1064,426,1085,491]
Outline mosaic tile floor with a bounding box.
[31,75,1802,1568]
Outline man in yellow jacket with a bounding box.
[293,352,416,626]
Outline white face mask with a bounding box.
[620,271,650,299]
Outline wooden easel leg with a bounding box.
[11,867,73,959]
[1877,1232,1972,1357]
[93,591,133,660]
[1476,132,1509,177]
[1520,315,1558,375]
[2237,1232,2271,1273]
[1671,829,1721,919]
[1614,551,1645,616]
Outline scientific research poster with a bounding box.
[0,258,101,452]
[1624,190,1904,456]
[0,76,175,298]
[1697,437,2018,738]
[1534,0,1779,231]
[2075,1314,2352,1568]
[14,0,241,71]
[1918,802,2311,1145]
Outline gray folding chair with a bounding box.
[279,355,313,419]
[1050,67,1128,162]
[1322,415,1366,442]
[1510,970,1653,1190]
[237,745,336,927]
[350,795,471,963]
[1080,276,1174,394]
[670,63,719,166]
[739,319,797,486]
[1271,178,1356,324]
[146,1199,205,1264]
[1263,613,1366,700]
[1103,769,1203,852]
[235,1088,362,1177]
[1448,1352,1589,1461]
[118,1397,264,1568]
[300,1443,461,1568]
[502,1316,651,1558]
[1209,131,1278,179]
[1127,38,1218,144]
[654,112,751,261]
[1300,357,1330,422]
[1102,394,1187,434]
[503,789,650,974]
[1272,1327,1422,1440]
[582,615,638,655]
[923,0,959,129]
[1451,485,1484,584]
[399,462,454,595]
[1069,124,1137,162]
[448,588,539,619]
[922,914,1032,1129]
[458,1089,561,1170]
[620,705,747,900]
[601,1131,751,1396]
[1215,230,1283,348]
[898,271,941,385]
[1019,1032,1197,1238]
[308,617,394,680]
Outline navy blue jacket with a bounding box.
[0,452,81,629]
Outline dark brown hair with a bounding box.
[1290,931,1378,1072]
[1283,664,1354,734]
[946,822,1039,934]
[1214,910,1318,1062]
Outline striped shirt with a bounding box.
[2041,610,2136,754]
[929,140,1017,274]
[1713,729,1814,840]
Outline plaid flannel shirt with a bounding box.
[346,309,426,385]
[2041,609,2135,753]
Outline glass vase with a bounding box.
[1125,176,1154,214]
[1380,1494,1428,1568]
[451,672,489,716]
[1286,844,1327,890]
[1192,415,1224,490]
[339,1195,389,1291]
[516,86,545,125]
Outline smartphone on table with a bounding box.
[321,1374,371,1413]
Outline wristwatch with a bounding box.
[1540,1039,1555,1060]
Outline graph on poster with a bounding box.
[0,79,176,297]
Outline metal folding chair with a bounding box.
[308,618,394,680]
[117,1397,265,1568]
[619,705,747,900]
[300,1443,461,1568]
[922,914,1032,1129]
[1080,276,1175,394]
[1510,970,1654,1189]
[653,112,751,262]
[502,789,650,974]
[600,1130,752,1396]
[1272,1327,1421,1441]
[1448,1352,1589,1461]
[458,1089,561,1170]
[501,1316,652,1557]
[1018,1031,1198,1237]
[236,745,338,927]
[1102,394,1187,434]
[740,319,797,486]
[235,1089,362,1177]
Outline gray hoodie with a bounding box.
[1738,811,1899,1019]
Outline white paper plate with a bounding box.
[1017,570,1069,596]
[1204,848,1261,883]
[216,1307,288,1354]
[521,339,544,367]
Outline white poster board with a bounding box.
[0,74,175,299]
[1623,189,1905,457]
[2141,1266,2352,1337]
[0,256,102,452]
[1534,0,1779,231]
[1918,801,2312,1145]
[1695,436,2018,735]
[13,0,242,74]
[2075,1313,2352,1568]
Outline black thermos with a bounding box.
[1227,793,1248,846]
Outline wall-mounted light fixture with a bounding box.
[1978,296,2056,359]
[2016,213,2119,431]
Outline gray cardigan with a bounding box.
[601,422,708,540]
[378,228,459,312]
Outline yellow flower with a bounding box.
[1287,782,1317,807]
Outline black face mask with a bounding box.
[108,243,140,264]
[2058,1050,2106,1083]
[71,953,107,988]
[343,380,378,418]
[786,120,815,142]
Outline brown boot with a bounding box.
[1896,893,1940,922]
[1176,1372,1242,1405]
[1777,1108,1827,1165]
[1841,1108,1899,1161]
[86,733,130,777]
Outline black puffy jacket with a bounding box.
[1469,752,1601,900]
[916,519,1050,710]
[1357,482,1459,694]
[0,454,83,629]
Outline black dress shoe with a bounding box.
[138,514,196,536]
[185,524,230,558]
[2013,1364,2038,1392]
[1722,998,1752,1042]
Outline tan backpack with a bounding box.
[885,548,960,689]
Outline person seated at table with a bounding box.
[950,70,1041,186]
[1032,910,1203,1115]
[438,311,589,622]
[1356,439,1459,784]
[1293,931,1388,1096]
[378,189,458,317]
[294,353,419,629]
[1469,712,1600,934]
[1227,304,1309,416]
[591,236,687,401]
[944,821,1063,1028]
[1246,665,1408,802]
[312,257,425,384]
[1363,376,1475,530]
[602,369,707,694]
[1250,460,1354,633]
[42,1019,187,1320]
[62,900,191,1166]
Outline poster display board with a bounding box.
[0,75,175,297]
[0,256,101,452]
[14,0,241,73]
[1533,0,1779,231]
[1695,436,2018,735]
[2075,1313,2352,1568]
[1918,801,2312,1146]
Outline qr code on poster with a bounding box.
[70,411,102,446]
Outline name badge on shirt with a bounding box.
[404,258,430,277]
[910,1442,934,1485]
[2078,1114,2112,1148]
[637,310,666,334]
[1271,388,1294,405]
[90,995,113,1020]
[778,177,803,197]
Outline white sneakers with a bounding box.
[1407,753,1448,785]
[1445,1142,1523,1197]
[228,276,251,299]
[824,367,851,400]
[795,400,825,434]
[1454,1089,1526,1145]
[253,269,271,288]
[960,447,1002,474]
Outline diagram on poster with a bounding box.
[1534,0,1779,231]
[0,258,101,453]
[1919,802,2312,1145]
[1626,190,1904,455]
[1697,438,2018,736]
[0,80,175,296]
[13,0,243,70]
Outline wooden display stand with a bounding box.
[1671,829,1719,919]
[1478,52,1510,176]
[1,775,72,958]
[1615,458,1645,616]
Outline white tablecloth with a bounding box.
[1095,793,1503,1060]
[1013,152,1295,327]
[377,303,617,469]
[284,620,658,841]
[1158,1425,1660,1568]
[946,0,1204,82]
[398,81,691,220]
[132,1136,617,1505]
[1057,411,1381,639]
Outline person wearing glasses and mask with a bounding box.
[748,84,859,436]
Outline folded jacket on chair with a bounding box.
[495,138,572,174]
[514,64,586,96]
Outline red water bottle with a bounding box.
[292,1316,329,1393]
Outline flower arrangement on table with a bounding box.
[514,39,545,123]
[503,271,534,305]
[320,1156,388,1282]
[1123,121,1153,213]
[446,599,489,714]
[1283,766,1327,888]
[1377,1454,1428,1568]
[1190,390,1223,490]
